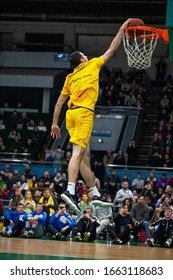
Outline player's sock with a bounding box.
[90,186,101,197]
[67,182,76,195]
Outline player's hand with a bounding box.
[51,125,61,139]
[120,18,133,30]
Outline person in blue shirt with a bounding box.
[0,202,27,237]
[22,202,47,238]
[48,202,76,240]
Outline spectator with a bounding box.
[126,139,138,166]
[11,136,24,151]
[0,203,27,237]
[102,148,115,168]
[106,169,121,202]
[0,184,10,200]
[5,173,17,194]
[52,171,65,196]
[51,145,64,163]
[131,172,145,193]
[113,149,126,167]
[20,189,36,214]
[39,171,54,189]
[39,188,58,218]
[121,79,130,94]
[76,180,89,200]
[162,153,173,168]
[74,207,99,242]
[130,195,151,243]
[148,132,163,157]
[113,181,135,213]
[122,197,133,212]
[144,195,155,221]
[156,173,169,190]
[13,168,20,182]
[8,130,21,140]
[149,200,170,224]
[37,120,47,140]
[107,205,133,244]
[148,207,173,248]
[48,202,76,240]
[22,164,34,180]
[115,91,125,106]
[94,199,112,238]
[33,189,42,204]
[148,150,163,167]
[124,90,137,106]
[9,110,20,125]
[31,126,44,142]
[168,175,173,188]
[0,119,5,130]
[8,187,23,210]
[78,193,93,212]
[16,174,28,196]
[28,175,39,192]
[122,173,131,184]
[27,119,36,130]
[155,57,167,85]
[140,182,157,202]
[145,172,157,190]
[38,120,47,133]
[22,203,47,238]
[0,110,7,121]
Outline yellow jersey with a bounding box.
[61,55,104,111]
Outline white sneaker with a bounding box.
[61,192,81,214]
[0,227,7,236]
[147,238,155,247]
[91,200,113,208]
[74,232,82,241]
[83,232,90,242]
[6,229,13,237]
[164,238,172,248]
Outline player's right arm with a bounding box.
[51,93,68,139]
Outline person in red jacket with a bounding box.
[0,184,10,200]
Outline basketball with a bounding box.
[127,18,145,37]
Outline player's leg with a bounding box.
[80,144,101,197]
[80,145,113,208]
[61,143,84,214]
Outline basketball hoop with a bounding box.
[122,26,169,69]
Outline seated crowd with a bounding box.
[0,106,50,161]
[0,162,173,248]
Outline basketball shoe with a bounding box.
[61,191,81,214]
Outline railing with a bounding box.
[0,152,32,163]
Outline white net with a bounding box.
[122,29,159,69]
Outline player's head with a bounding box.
[70,51,88,68]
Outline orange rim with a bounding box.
[124,26,169,43]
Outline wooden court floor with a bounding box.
[0,236,173,260]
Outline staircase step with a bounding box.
[136,86,161,166]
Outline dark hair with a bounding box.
[70,51,82,69]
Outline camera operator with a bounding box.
[74,207,100,242]
[47,202,76,240]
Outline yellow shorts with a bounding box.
[66,107,94,149]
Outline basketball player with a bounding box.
[51,18,132,213]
